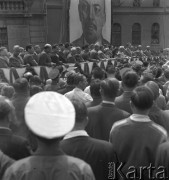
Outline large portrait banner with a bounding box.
[69,0,111,47]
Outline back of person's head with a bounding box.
[145,81,159,100]
[0,96,12,120]
[71,99,87,124]
[0,82,9,93]
[13,78,29,93]
[140,71,154,85]
[90,79,101,98]
[100,78,119,99]
[122,70,138,89]
[29,75,42,86]
[65,42,70,49]
[131,86,154,111]
[30,85,43,97]
[26,44,33,52]
[73,73,85,86]
[155,68,162,79]
[1,86,15,99]
[164,69,169,80]
[107,65,115,75]
[92,67,105,80]
[66,72,76,86]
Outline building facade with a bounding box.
[112,0,169,50]
[0,0,46,51]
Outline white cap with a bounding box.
[24,92,75,139]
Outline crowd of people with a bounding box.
[0,42,169,179]
[0,42,168,69]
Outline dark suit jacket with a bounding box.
[115,91,133,114]
[86,103,130,141]
[149,104,169,134]
[57,85,75,95]
[0,128,30,160]
[60,135,118,180]
[11,93,30,138]
[72,34,110,47]
[85,98,102,108]
[155,141,169,179]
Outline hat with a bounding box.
[48,68,60,79]
[25,92,75,139]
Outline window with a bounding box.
[132,23,141,45]
[0,27,8,48]
[112,23,121,46]
[133,0,141,7]
[151,23,160,44]
[153,0,160,7]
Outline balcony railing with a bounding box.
[0,0,26,11]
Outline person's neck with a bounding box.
[72,125,85,131]
[123,86,134,92]
[92,96,101,100]
[76,86,83,91]
[102,97,115,103]
[107,74,115,79]
[35,142,61,156]
[132,110,149,116]
[15,91,29,96]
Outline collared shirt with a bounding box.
[64,130,89,140]
[65,87,93,104]
[102,100,115,105]
[130,114,151,122]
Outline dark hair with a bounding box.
[65,42,70,49]
[164,69,169,79]
[30,85,43,96]
[145,81,159,100]
[100,78,119,99]
[1,86,15,99]
[73,73,85,86]
[0,97,12,119]
[13,78,29,93]
[90,79,101,98]
[92,67,105,80]
[67,72,76,86]
[71,99,87,123]
[107,65,115,74]
[140,71,154,84]
[155,68,162,79]
[131,86,154,111]
[52,44,58,49]
[122,71,138,88]
[30,75,42,86]
[84,44,89,49]
[26,44,33,52]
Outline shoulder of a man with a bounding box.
[66,155,95,179]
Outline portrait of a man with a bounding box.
[70,0,111,47]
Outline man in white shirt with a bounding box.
[65,73,93,103]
